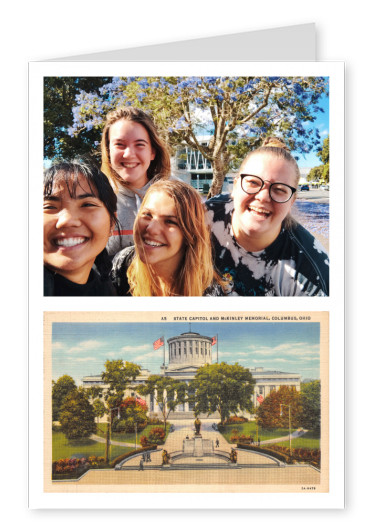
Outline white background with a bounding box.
[1,0,372,526]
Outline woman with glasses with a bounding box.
[206,137,329,296]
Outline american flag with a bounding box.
[153,337,164,350]
[257,394,264,404]
[211,336,217,345]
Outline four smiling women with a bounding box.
[43,109,329,297]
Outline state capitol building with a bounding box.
[82,331,301,419]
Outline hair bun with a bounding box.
[262,137,290,151]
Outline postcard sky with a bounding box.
[52,321,320,385]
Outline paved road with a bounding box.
[297,189,329,203]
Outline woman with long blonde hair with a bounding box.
[111,180,225,296]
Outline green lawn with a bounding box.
[52,429,134,461]
[220,422,317,444]
[96,422,170,444]
[265,429,320,449]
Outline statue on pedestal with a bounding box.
[194,417,201,436]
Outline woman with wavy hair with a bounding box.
[206,137,329,296]
[101,106,171,257]
[111,180,225,296]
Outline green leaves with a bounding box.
[190,362,255,423]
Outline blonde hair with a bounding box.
[239,136,300,189]
[236,136,299,229]
[127,180,221,296]
[100,107,171,192]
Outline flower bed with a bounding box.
[52,456,107,480]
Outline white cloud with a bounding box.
[66,356,98,363]
[67,340,104,353]
[121,344,150,354]
[133,350,165,363]
[52,342,64,350]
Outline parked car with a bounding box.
[300,184,310,191]
[320,184,329,191]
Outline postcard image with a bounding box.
[43,311,328,501]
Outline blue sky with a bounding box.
[294,91,329,169]
[52,321,321,385]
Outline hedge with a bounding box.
[110,445,157,468]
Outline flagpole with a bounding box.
[216,334,218,363]
[163,336,166,369]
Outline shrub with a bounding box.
[148,427,166,444]
[225,416,248,424]
[140,435,149,447]
[148,414,163,425]
[110,445,157,468]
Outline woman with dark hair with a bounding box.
[101,106,171,257]
[43,158,118,296]
[206,137,329,296]
[111,180,225,296]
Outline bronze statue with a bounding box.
[230,448,237,463]
[194,417,201,435]
[162,449,170,465]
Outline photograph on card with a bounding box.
[44,311,328,493]
[43,76,330,297]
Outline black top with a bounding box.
[44,266,116,296]
[111,246,226,296]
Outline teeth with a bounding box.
[56,237,86,247]
[144,239,164,247]
[250,206,270,215]
[122,163,138,168]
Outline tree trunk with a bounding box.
[207,150,230,199]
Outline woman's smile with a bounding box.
[232,154,296,251]
[43,175,112,284]
[135,191,185,278]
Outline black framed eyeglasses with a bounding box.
[240,174,296,203]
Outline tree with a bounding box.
[44,76,111,160]
[101,359,141,404]
[190,362,255,424]
[137,375,187,431]
[52,375,77,421]
[299,380,321,431]
[112,397,148,433]
[307,135,329,183]
[59,389,96,440]
[58,76,327,197]
[256,386,302,430]
[92,398,106,423]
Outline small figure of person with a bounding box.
[147,451,151,462]
[139,458,144,471]
[185,434,189,440]
[216,438,219,448]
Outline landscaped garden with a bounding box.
[219,417,320,449]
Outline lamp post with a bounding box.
[135,422,138,449]
[280,403,292,457]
